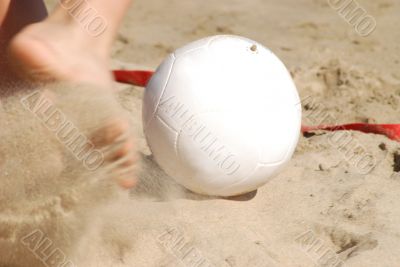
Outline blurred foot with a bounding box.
[91,119,137,189]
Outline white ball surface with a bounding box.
[143,35,301,196]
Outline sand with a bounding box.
[2,0,400,266]
[0,82,137,267]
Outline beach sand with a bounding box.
[8,0,400,266]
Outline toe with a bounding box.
[108,138,135,161]
[112,152,138,189]
[91,119,130,148]
[119,177,137,189]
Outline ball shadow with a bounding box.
[130,153,257,202]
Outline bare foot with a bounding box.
[8,21,112,87]
[8,19,137,189]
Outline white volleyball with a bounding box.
[143,35,301,196]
